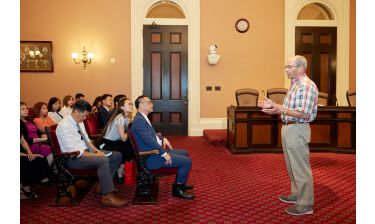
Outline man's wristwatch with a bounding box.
[282,108,287,116]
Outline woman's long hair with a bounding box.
[102,97,130,136]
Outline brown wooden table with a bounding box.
[227,105,356,154]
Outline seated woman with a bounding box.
[20,134,50,199]
[91,96,103,115]
[21,102,53,166]
[48,97,63,123]
[59,95,74,118]
[33,102,56,133]
[101,97,134,184]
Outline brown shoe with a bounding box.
[101,193,128,207]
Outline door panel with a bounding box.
[143,25,188,135]
[295,27,337,105]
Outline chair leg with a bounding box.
[132,171,159,204]
[50,160,78,206]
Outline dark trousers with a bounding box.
[20,156,49,186]
[102,138,134,163]
[66,150,122,194]
[158,149,192,184]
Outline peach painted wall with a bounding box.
[349,0,356,90]
[20,0,131,107]
[21,0,355,118]
[200,0,284,117]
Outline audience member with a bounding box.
[33,102,56,133]
[48,97,63,123]
[113,94,126,108]
[20,134,50,199]
[107,94,126,122]
[131,95,195,200]
[259,55,318,216]
[92,96,103,115]
[59,95,74,118]
[97,94,113,129]
[75,93,85,101]
[56,100,127,207]
[101,98,134,184]
[20,102,54,166]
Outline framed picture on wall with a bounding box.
[20,41,54,72]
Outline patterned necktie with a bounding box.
[76,123,94,153]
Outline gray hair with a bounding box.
[294,55,308,70]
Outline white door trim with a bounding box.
[285,0,350,105]
[131,0,202,135]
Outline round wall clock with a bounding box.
[235,18,250,33]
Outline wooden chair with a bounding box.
[128,130,177,204]
[318,92,329,106]
[267,88,288,105]
[346,90,356,106]
[235,88,259,106]
[46,124,97,206]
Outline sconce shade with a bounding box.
[72,52,79,59]
[72,46,93,69]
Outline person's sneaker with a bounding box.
[279,195,297,204]
[285,205,313,216]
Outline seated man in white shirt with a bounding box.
[56,100,127,207]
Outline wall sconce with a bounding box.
[207,45,220,65]
[72,46,94,69]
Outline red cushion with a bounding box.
[84,114,100,136]
[151,168,178,175]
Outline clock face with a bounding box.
[235,19,249,33]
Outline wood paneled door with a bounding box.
[143,25,188,135]
[295,27,337,105]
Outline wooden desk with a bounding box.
[227,106,356,154]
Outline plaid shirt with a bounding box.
[282,75,318,123]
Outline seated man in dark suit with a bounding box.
[130,95,195,200]
[97,94,113,129]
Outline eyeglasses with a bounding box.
[140,100,152,105]
[284,65,300,69]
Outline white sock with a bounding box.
[117,164,124,177]
[46,153,54,166]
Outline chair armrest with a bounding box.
[57,151,80,157]
[89,134,102,139]
[139,150,160,156]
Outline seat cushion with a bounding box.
[150,168,178,175]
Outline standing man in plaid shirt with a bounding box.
[259,55,318,216]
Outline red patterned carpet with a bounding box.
[20,136,355,224]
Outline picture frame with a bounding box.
[20,41,54,72]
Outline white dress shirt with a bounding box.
[56,114,91,157]
[48,111,63,123]
[59,106,73,118]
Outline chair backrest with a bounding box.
[128,130,141,157]
[318,92,329,106]
[235,88,259,106]
[346,89,356,107]
[46,124,62,156]
[267,88,288,105]
[84,114,100,136]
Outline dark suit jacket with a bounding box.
[97,106,110,129]
[130,112,166,170]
